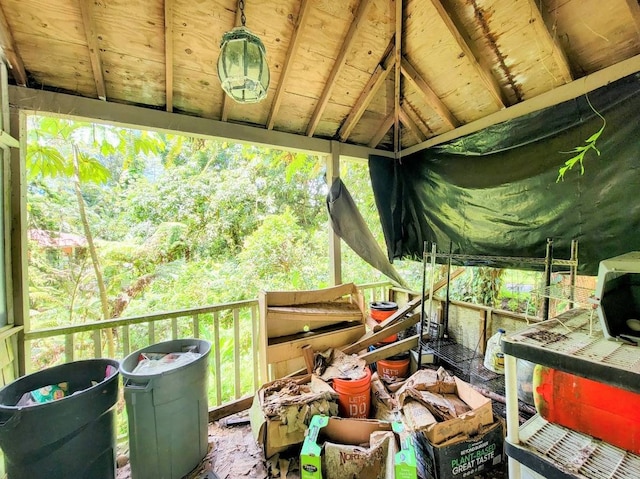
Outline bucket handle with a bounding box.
[0,410,21,430]
[123,378,153,392]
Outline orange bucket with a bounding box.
[333,367,372,418]
[377,356,410,382]
[369,301,398,343]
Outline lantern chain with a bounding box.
[239,0,246,27]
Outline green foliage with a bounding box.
[556,96,606,182]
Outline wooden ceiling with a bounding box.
[0,0,639,155]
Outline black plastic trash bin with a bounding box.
[120,338,211,479]
[0,359,120,479]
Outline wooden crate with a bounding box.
[259,283,366,381]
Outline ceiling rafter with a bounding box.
[624,0,640,37]
[79,0,107,101]
[400,57,458,130]
[399,103,426,142]
[404,100,433,136]
[0,4,27,86]
[266,0,313,130]
[368,111,394,148]
[305,0,374,137]
[221,7,244,121]
[164,0,174,112]
[430,0,504,110]
[393,0,402,153]
[525,0,572,85]
[338,37,395,142]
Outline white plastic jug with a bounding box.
[483,328,506,374]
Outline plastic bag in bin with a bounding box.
[132,351,201,375]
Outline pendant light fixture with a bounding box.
[217,0,270,104]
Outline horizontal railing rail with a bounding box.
[22,282,393,409]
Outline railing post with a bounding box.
[233,309,241,399]
[213,311,222,406]
[65,334,75,363]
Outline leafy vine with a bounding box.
[556,95,606,182]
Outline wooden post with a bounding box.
[327,140,341,286]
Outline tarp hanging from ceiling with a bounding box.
[369,72,640,276]
[326,178,409,288]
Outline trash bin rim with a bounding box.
[0,358,120,411]
[119,338,211,381]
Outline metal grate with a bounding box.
[519,415,640,479]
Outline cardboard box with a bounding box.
[300,415,417,479]
[250,375,338,458]
[399,373,493,445]
[415,419,505,479]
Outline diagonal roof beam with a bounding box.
[404,100,433,136]
[369,112,394,148]
[429,0,504,110]
[79,0,107,100]
[306,0,374,137]
[164,0,174,112]
[393,0,402,153]
[624,0,640,37]
[399,103,426,143]
[266,0,313,130]
[524,0,572,84]
[338,37,395,142]
[0,5,27,86]
[400,57,458,130]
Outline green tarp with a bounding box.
[370,73,640,275]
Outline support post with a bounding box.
[327,140,341,285]
[542,238,553,321]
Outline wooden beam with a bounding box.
[429,0,504,109]
[368,112,394,148]
[623,0,640,40]
[404,100,433,136]
[9,85,394,160]
[0,5,27,86]
[79,0,107,101]
[399,104,426,143]
[208,395,253,422]
[393,0,402,154]
[400,57,458,129]
[266,0,313,130]
[306,0,374,137]
[401,53,640,156]
[338,37,395,142]
[164,0,174,112]
[526,0,572,84]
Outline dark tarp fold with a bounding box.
[326,178,409,288]
[370,73,640,275]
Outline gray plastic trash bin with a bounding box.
[0,359,120,479]
[120,338,211,479]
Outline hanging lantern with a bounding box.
[217,1,270,104]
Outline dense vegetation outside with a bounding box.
[25,115,550,437]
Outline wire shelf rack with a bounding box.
[525,284,598,334]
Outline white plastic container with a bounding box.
[483,328,505,374]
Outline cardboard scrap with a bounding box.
[318,349,368,382]
[370,373,401,422]
[323,430,395,479]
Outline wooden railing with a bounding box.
[21,282,393,407]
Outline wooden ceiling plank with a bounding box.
[403,100,433,136]
[368,112,394,148]
[338,37,395,142]
[164,0,174,112]
[393,0,402,153]
[400,57,458,129]
[399,104,426,142]
[266,0,313,130]
[305,0,374,137]
[79,0,107,101]
[429,0,504,109]
[526,0,572,84]
[0,5,27,86]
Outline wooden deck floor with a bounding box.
[115,415,508,479]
